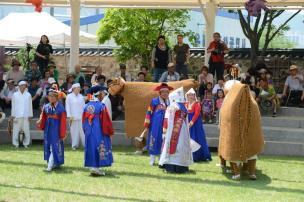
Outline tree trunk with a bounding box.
[249,37,259,68]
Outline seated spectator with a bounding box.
[25,61,42,81]
[212,77,224,96]
[215,89,225,124]
[48,62,59,83]
[201,90,214,124]
[159,63,180,82]
[96,75,107,87]
[39,70,51,97]
[200,82,213,101]
[91,66,103,86]
[115,63,132,81]
[82,81,91,96]
[61,74,75,94]
[256,79,279,117]
[74,64,86,87]
[282,65,304,106]
[6,59,25,84]
[198,66,214,99]
[140,66,153,82]
[28,77,42,109]
[136,72,146,82]
[0,79,17,111]
[0,68,5,93]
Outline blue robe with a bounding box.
[144,97,169,155]
[187,102,212,162]
[83,101,114,168]
[40,102,66,166]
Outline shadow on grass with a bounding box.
[0,183,161,202]
[110,170,304,195]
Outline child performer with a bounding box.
[82,91,114,176]
[185,88,212,162]
[37,89,67,172]
[215,89,225,124]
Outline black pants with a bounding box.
[283,90,303,106]
[175,63,188,79]
[209,62,224,81]
[36,59,49,74]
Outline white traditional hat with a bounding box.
[224,80,241,92]
[185,88,198,101]
[68,83,81,93]
[18,80,27,86]
[169,87,185,103]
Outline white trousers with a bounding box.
[70,119,85,148]
[12,118,30,147]
[48,147,54,169]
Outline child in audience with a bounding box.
[215,89,225,124]
[202,90,214,123]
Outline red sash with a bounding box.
[169,110,187,154]
[47,114,59,120]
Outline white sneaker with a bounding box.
[72,147,77,151]
[45,167,52,172]
[232,174,241,180]
[24,145,28,149]
[90,168,105,176]
[134,150,143,155]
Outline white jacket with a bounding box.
[11,89,33,118]
[66,92,85,120]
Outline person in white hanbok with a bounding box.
[11,81,33,148]
[159,87,193,173]
[66,83,85,150]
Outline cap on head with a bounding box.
[154,83,173,92]
[290,65,298,71]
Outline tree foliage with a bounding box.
[97,9,195,66]
[238,9,300,67]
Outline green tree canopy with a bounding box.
[97,9,195,66]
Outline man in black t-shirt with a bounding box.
[173,34,190,79]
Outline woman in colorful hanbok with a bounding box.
[185,88,212,162]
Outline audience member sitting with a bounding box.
[86,75,107,95]
[48,62,59,83]
[159,63,180,82]
[28,77,42,109]
[61,74,75,94]
[0,79,17,111]
[212,77,224,96]
[215,89,225,124]
[74,64,86,87]
[136,72,146,82]
[39,70,51,97]
[91,66,103,86]
[202,90,214,124]
[140,66,153,82]
[256,78,279,117]
[25,61,42,81]
[198,65,214,98]
[115,64,132,81]
[6,59,25,84]
[282,65,304,106]
[0,68,5,93]
[82,81,91,96]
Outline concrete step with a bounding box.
[279,107,304,117]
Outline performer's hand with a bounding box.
[189,121,193,128]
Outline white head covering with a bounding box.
[48,77,56,84]
[224,80,241,92]
[185,88,198,101]
[169,87,185,103]
[18,80,27,86]
[68,83,81,93]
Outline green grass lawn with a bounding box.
[0,144,303,202]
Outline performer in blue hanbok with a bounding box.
[144,83,173,166]
[185,88,212,162]
[37,89,67,172]
[82,91,114,176]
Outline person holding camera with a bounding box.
[35,35,53,74]
[207,32,229,81]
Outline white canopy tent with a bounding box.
[1,0,304,72]
[0,12,96,46]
